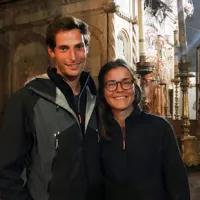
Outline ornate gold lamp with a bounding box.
[171,30,181,120]
[177,0,200,167]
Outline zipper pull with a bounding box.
[55,138,59,150]
[121,126,126,150]
[123,139,126,150]
[54,131,60,150]
[78,114,82,123]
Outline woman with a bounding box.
[97,58,190,200]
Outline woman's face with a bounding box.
[104,66,135,113]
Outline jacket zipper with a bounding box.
[48,131,60,194]
[113,117,126,151]
[77,74,90,132]
[121,126,126,150]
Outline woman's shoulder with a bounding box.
[141,111,172,128]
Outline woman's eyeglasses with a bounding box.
[104,79,134,92]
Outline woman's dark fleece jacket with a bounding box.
[100,106,190,200]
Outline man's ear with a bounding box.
[48,47,55,58]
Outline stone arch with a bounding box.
[88,24,105,65]
[11,33,49,93]
[116,28,131,63]
[86,24,105,86]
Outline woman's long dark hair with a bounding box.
[97,58,142,139]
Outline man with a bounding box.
[0,16,102,200]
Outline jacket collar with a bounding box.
[105,106,143,136]
[47,67,96,96]
[27,67,96,100]
[107,105,143,126]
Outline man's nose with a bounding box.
[68,49,76,60]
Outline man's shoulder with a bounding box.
[26,74,55,91]
[10,75,55,102]
[24,73,49,85]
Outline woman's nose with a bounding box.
[116,82,123,92]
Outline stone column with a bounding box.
[138,0,145,59]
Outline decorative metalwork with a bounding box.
[197,83,200,120]
[137,57,153,112]
[177,0,200,166]
[171,29,180,120]
[182,136,200,167]
[172,77,180,119]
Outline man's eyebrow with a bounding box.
[57,43,84,48]
[74,43,85,47]
[57,45,69,49]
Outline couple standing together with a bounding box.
[0,16,190,200]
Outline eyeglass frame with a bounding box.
[104,78,134,92]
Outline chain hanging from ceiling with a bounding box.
[183,0,194,17]
[144,0,173,25]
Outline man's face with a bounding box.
[48,29,88,80]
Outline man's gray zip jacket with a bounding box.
[0,69,103,200]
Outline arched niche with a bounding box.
[11,33,49,93]
[116,29,131,63]
[85,35,101,86]
[0,45,7,124]
[85,24,104,86]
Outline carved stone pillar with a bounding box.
[107,13,116,60]
[104,3,119,61]
[132,24,137,66]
